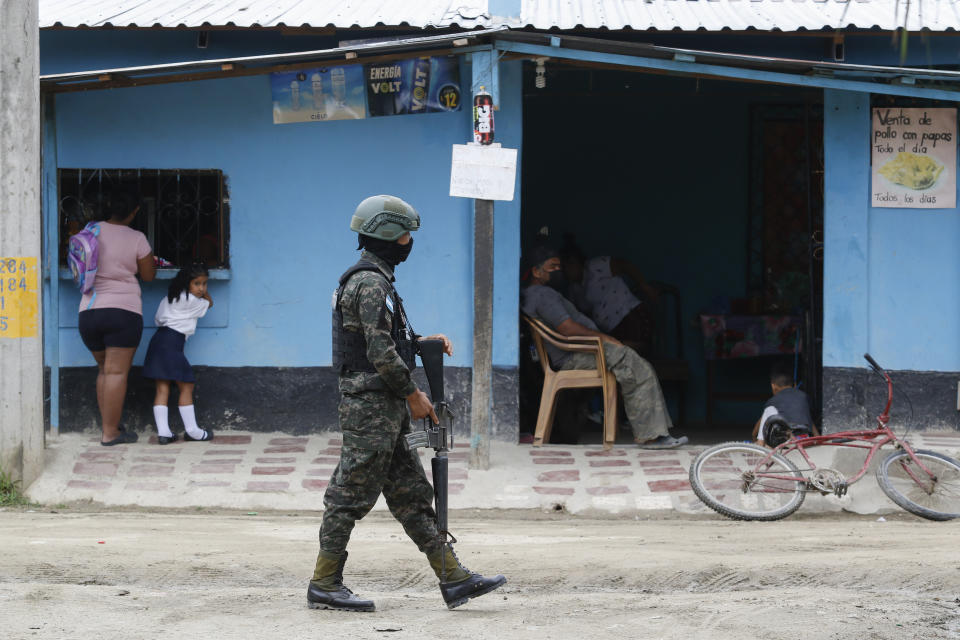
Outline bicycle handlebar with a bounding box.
[863,353,893,424]
[863,353,883,373]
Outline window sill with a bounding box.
[59,268,232,281]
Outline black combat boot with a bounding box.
[306,550,376,612]
[427,545,507,609]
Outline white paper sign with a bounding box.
[871,107,956,209]
[449,143,518,201]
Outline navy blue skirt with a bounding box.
[142,326,195,382]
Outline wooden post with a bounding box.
[0,0,44,487]
[469,198,494,470]
[467,49,500,471]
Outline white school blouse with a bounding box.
[154,293,210,338]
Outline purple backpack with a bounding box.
[67,222,100,295]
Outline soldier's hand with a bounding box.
[407,389,439,424]
[423,333,453,356]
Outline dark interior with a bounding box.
[519,63,824,445]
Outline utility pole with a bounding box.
[459,49,516,471]
[467,51,499,471]
[0,0,44,488]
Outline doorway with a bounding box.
[518,64,824,445]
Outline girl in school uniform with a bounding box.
[142,264,214,444]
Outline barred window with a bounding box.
[58,169,229,269]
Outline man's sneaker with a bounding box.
[637,435,689,449]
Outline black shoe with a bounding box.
[157,434,179,445]
[307,583,375,612]
[184,430,213,442]
[440,573,507,609]
[101,431,139,447]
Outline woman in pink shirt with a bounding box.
[77,188,156,446]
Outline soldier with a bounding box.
[308,195,506,611]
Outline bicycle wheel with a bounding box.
[689,442,806,521]
[876,449,960,521]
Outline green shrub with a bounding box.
[0,467,30,506]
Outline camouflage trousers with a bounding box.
[319,389,442,556]
[561,342,672,442]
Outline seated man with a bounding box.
[522,245,687,449]
[752,360,819,447]
[560,243,659,358]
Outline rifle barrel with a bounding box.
[432,455,448,535]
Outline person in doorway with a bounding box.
[142,264,214,444]
[522,244,687,449]
[77,186,156,446]
[308,195,506,612]
[752,360,819,447]
[560,237,660,358]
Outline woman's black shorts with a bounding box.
[78,308,144,351]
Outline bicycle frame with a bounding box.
[747,358,940,493]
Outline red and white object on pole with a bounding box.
[472,86,494,145]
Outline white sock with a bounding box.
[153,405,173,438]
[179,405,205,439]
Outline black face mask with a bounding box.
[547,270,566,291]
[360,235,413,268]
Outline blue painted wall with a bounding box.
[823,90,871,369]
[42,32,522,370]
[824,89,960,372]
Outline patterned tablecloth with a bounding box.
[700,314,801,360]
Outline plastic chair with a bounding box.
[521,314,618,449]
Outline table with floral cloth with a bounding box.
[699,314,802,423]
[700,314,801,360]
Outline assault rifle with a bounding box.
[403,338,457,579]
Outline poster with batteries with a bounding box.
[871,107,956,208]
[364,57,461,117]
[271,65,367,124]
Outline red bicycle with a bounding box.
[689,354,960,521]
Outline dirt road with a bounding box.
[0,507,957,640]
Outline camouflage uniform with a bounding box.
[319,250,442,556]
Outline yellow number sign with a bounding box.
[0,257,39,338]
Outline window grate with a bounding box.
[58,168,229,269]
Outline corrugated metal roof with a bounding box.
[38,0,491,29]
[519,0,960,32]
[38,0,960,32]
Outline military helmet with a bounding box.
[350,195,420,241]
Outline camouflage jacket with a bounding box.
[337,251,418,398]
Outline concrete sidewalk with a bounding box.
[24,430,960,516]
